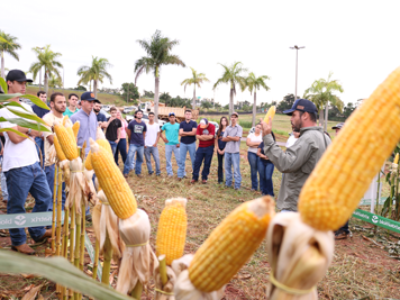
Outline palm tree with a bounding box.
[77,56,112,98]
[48,74,62,89]
[0,31,21,79]
[304,72,344,130]
[213,62,247,117]
[181,67,209,110]
[134,30,185,119]
[29,45,63,94]
[244,72,270,126]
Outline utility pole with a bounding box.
[289,45,305,100]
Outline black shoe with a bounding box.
[334,231,348,240]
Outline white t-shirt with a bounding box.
[285,135,298,148]
[247,132,263,153]
[0,103,39,172]
[145,123,160,147]
[43,112,63,167]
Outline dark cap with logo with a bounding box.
[6,70,33,83]
[169,112,175,117]
[81,91,101,103]
[332,122,345,130]
[283,99,318,116]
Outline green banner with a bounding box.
[0,211,102,280]
[352,209,400,234]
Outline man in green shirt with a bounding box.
[161,112,181,177]
[63,93,79,117]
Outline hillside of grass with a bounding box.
[26,86,125,106]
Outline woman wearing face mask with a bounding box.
[114,110,128,166]
[215,117,228,184]
[246,124,263,191]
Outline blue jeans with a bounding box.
[108,140,118,156]
[35,137,45,167]
[248,152,259,190]
[165,144,180,176]
[144,146,161,175]
[192,146,214,181]
[257,160,275,196]
[45,164,66,211]
[178,142,196,178]
[124,144,144,175]
[1,157,8,201]
[217,152,224,183]
[337,221,350,234]
[5,162,52,246]
[114,138,127,166]
[225,152,241,189]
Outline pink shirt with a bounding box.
[119,118,128,139]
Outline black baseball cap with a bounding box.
[169,112,175,117]
[332,122,345,130]
[6,70,33,83]
[81,91,101,103]
[283,99,318,116]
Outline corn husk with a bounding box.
[98,190,125,261]
[155,258,176,300]
[116,209,157,294]
[265,212,334,300]
[65,157,85,215]
[82,169,98,206]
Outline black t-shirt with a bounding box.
[106,118,122,141]
[179,120,197,144]
[258,132,276,165]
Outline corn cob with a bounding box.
[54,124,79,160]
[299,67,400,231]
[188,196,275,292]
[53,136,67,162]
[156,198,187,266]
[84,152,93,171]
[90,139,137,219]
[264,106,276,123]
[63,116,69,126]
[394,153,399,164]
[72,121,80,141]
[85,139,113,171]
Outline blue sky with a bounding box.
[2,0,400,106]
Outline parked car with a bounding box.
[100,109,110,119]
[102,105,111,112]
[122,107,135,114]
[126,112,166,128]
[209,121,220,138]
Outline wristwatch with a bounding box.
[27,128,32,135]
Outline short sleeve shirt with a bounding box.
[42,112,64,167]
[223,124,243,153]
[32,104,50,118]
[106,118,122,141]
[179,120,197,144]
[63,107,79,118]
[145,123,160,147]
[96,112,107,123]
[161,122,180,145]
[196,124,215,147]
[128,120,147,146]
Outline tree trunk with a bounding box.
[229,88,234,119]
[319,109,324,127]
[94,80,98,98]
[324,103,329,131]
[252,92,257,127]
[44,70,48,95]
[192,85,196,110]
[0,52,4,80]
[154,76,160,121]
[39,67,42,90]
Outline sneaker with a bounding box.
[35,228,53,243]
[148,172,154,176]
[11,243,36,255]
[156,173,161,176]
[334,231,348,240]
[177,178,183,181]
[191,179,198,184]
[136,174,143,178]
[202,179,207,184]
[124,174,128,179]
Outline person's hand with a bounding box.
[163,138,168,144]
[30,129,42,137]
[116,138,120,144]
[259,117,272,136]
[176,143,180,148]
[109,117,116,122]
[152,143,157,147]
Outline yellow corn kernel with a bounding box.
[299,67,400,231]
[156,198,187,265]
[394,153,399,164]
[62,116,69,126]
[54,124,79,160]
[53,136,66,162]
[188,196,275,292]
[263,106,276,123]
[96,138,113,156]
[72,121,80,141]
[84,151,93,171]
[90,139,137,219]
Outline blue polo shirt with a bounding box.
[179,120,197,144]
[96,112,107,123]
[32,104,50,118]
[70,109,98,157]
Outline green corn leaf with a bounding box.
[0,250,136,300]
[7,108,48,126]
[0,127,28,138]
[0,77,7,94]
[22,94,50,110]
[5,118,51,133]
[0,93,21,102]
[2,101,29,111]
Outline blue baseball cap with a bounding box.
[283,99,317,116]
[81,91,101,103]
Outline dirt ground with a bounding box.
[0,143,400,299]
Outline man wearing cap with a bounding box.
[178,110,197,180]
[161,112,181,177]
[191,118,215,184]
[260,99,331,211]
[70,92,100,157]
[0,70,52,255]
[221,112,243,190]
[93,102,107,129]
[31,90,50,167]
